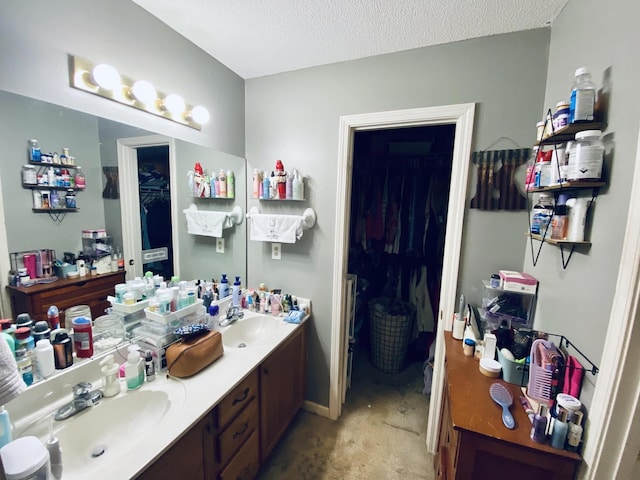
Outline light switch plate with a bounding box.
[216,238,225,253]
[272,243,281,260]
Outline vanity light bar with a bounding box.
[68,55,209,131]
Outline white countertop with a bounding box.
[6,306,309,479]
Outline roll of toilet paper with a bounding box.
[452,314,465,340]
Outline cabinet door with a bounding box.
[136,414,209,480]
[259,323,306,461]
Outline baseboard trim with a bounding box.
[303,400,330,418]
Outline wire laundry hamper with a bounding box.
[369,298,416,373]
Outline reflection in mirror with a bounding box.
[0,90,247,321]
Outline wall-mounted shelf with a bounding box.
[32,208,79,223]
[535,122,603,145]
[527,233,591,269]
[258,198,305,202]
[526,181,605,194]
[22,184,84,191]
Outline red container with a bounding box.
[72,316,93,358]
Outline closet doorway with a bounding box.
[137,145,173,280]
[329,104,475,454]
[346,124,455,392]
[117,135,180,281]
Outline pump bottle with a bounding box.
[125,346,145,391]
[219,274,230,299]
[232,276,242,307]
[100,354,121,397]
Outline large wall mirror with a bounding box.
[0,90,247,317]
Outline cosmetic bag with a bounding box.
[166,330,223,378]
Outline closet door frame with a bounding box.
[329,103,475,454]
[117,135,179,281]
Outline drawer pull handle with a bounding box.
[232,387,249,405]
[232,422,249,439]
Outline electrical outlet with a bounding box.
[216,238,225,253]
[272,243,281,260]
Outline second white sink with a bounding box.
[221,314,283,348]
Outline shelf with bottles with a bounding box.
[527,233,591,247]
[252,160,305,201]
[526,180,605,194]
[189,162,236,199]
[535,122,603,146]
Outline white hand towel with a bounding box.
[183,207,232,238]
[250,214,303,244]
[0,337,26,405]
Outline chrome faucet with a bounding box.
[54,382,104,421]
[219,305,244,328]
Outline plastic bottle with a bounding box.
[177,281,189,310]
[144,271,155,299]
[74,166,86,189]
[567,130,604,181]
[100,354,121,397]
[46,306,60,331]
[550,408,569,449]
[232,276,242,307]
[117,247,125,271]
[15,348,33,386]
[530,403,548,444]
[0,405,12,448]
[286,172,293,200]
[566,411,584,452]
[565,197,590,242]
[125,345,145,390]
[569,67,597,123]
[35,339,55,379]
[51,330,73,369]
[262,171,271,199]
[530,194,554,236]
[145,351,156,382]
[269,171,277,199]
[219,274,229,299]
[292,169,303,200]
[226,170,235,198]
[71,316,93,358]
[252,169,262,199]
[218,170,227,198]
[28,139,41,162]
[46,436,63,480]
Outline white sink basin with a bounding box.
[18,381,186,478]
[221,314,283,348]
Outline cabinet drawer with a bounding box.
[220,429,259,480]
[217,370,258,429]
[218,397,258,467]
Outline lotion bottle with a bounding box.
[0,405,12,448]
[100,354,121,397]
[125,346,144,391]
[219,274,229,299]
[262,171,271,199]
[232,276,242,307]
[566,411,584,452]
[550,408,569,449]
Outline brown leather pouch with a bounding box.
[166,330,224,378]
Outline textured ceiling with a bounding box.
[132,0,568,79]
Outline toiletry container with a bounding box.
[145,351,156,382]
[0,436,51,480]
[530,403,548,444]
[125,346,145,390]
[566,411,584,452]
[551,408,569,449]
[71,316,93,358]
[262,171,271,199]
[226,170,235,198]
[46,436,62,480]
[232,276,241,307]
[100,354,121,397]
[219,274,229,299]
[569,67,597,123]
[0,406,12,448]
[34,339,55,379]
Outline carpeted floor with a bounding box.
[256,348,435,479]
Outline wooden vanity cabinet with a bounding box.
[136,321,307,480]
[6,271,126,326]
[260,320,307,461]
[435,332,581,480]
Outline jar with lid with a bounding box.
[22,165,37,185]
[530,194,554,235]
[553,101,570,131]
[65,189,76,208]
[567,130,604,181]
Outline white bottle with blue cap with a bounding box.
[232,276,242,307]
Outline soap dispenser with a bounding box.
[125,346,145,391]
[232,276,241,307]
[100,354,121,397]
[219,274,229,299]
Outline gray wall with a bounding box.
[0,0,245,156]
[527,0,640,404]
[246,29,550,406]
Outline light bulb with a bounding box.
[91,64,121,90]
[163,94,186,116]
[131,80,157,105]
[190,106,210,125]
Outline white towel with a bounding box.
[0,337,26,405]
[250,213,303,244]
[183,207,232,238]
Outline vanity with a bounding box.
[7,308,308,480]
[435,332,581,480]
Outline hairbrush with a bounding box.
[490,382,515,429]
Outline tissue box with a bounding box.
[499,271,538,294]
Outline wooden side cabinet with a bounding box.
[6,271,126,326]
[260,321,307,461]
[437,332,581,480]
